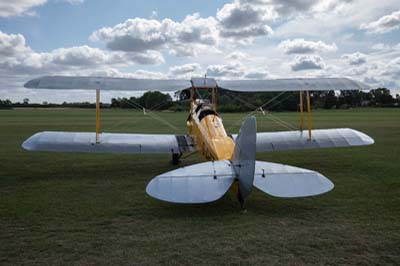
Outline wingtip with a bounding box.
[21,132,43,151]
[21,138,33,151]
[24,78,40,88]
[350,129,375,146]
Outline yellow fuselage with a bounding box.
[187,101,235,161]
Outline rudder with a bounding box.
[233,116,257,200]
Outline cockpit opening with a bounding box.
[198,109,218,121]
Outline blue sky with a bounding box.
[1,0,231,51]
[0,0,399,103]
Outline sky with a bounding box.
[0,0,399,103]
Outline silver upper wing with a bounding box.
[24,76,190,91]
[218,78,370,92]
[22,132,195,154]
[25,76,369,92]
[232,128,374,152]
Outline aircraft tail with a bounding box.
[231,115,334,201]
[146,116,334,204]
[233,116,257,201]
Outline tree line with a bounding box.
[1,88,399,111]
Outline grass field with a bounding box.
[0,108,399,266]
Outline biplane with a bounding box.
[22,76,374,207]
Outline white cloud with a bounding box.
[371,43,392,51]
[0,0,46,17]
[291,55,325,71]
[219,25,273,39]
[263,0,320,15]
[345,65,369,76]
[275,0,399,38]
[0,0,84,17]
[0,31,32,57]
[238,0,354,18]
[371,43,400,52]
[380,56,400,76]
[341,52,367,65]
[361,10,400,34]
[169,63,201,75]
[279,38,338,54]
[206,63,245,78]
[0,31,164,76]
[90,14,219,57]
[216,1,275,40]
[225,51,250,61]
[244,69,269,79]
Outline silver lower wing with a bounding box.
[232,128,374,152]
[22,131,195,154]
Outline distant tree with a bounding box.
[138,91,172,109]
[0,99,13,109]
[23,98,30,105]
[370,88,394,106]
[110,98,120,108]
[324,91,338,109]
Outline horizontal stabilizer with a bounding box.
[146,160,235,203]
[232,128,374,152]
[22,131,195,154]
[253,161,334,198]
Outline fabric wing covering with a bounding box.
[145,159,334,203]
[24,76,190,91]
[253,161,334,198]
[24,76,370,92]
[231,128,374,152]
[146,160,236,203]
[217,78,370,92]
[22,132,195,154]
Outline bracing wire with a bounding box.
[107,98,180,132]
[149,99,190,112]
[126,99,180,131]
[225,91,298,133]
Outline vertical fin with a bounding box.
[233,116,257,199]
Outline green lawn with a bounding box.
[0,108,399,266]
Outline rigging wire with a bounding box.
[107,98,180,132]
[126,99,180,131]
[225,91,299,133]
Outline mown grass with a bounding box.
[0,108,399,266]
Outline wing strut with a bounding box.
[298,91,312,139]
[299,91,304,131]
[95,89,100,144]
[306,91,312,139]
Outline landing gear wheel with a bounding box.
[171,153,182,165]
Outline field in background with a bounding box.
[0,108,399,266]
